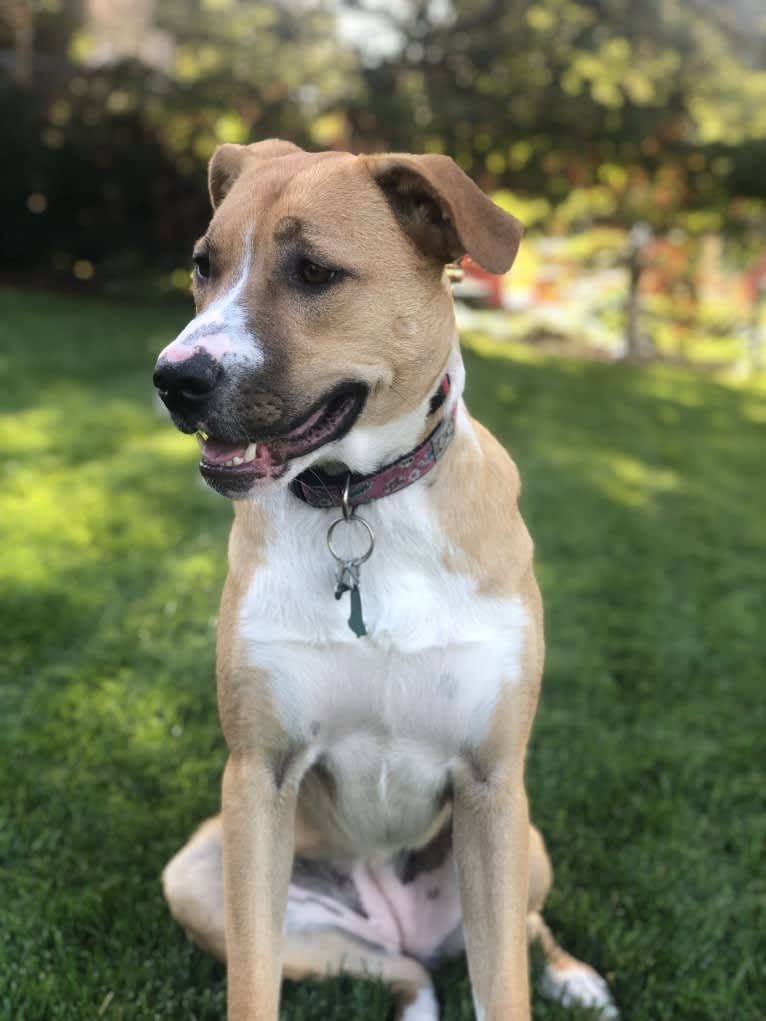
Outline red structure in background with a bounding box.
[744,252,766,303]
[462,258,506,307]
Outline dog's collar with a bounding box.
[290,375,456,510]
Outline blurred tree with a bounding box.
[1,0,764,287]
[83,0,363,153]
[0,0,363,284]
[345,0,766,230]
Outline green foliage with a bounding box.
[354,0,766,226]
[1,0,765,285]
[1,288,764,1018]
[0,0,360,283]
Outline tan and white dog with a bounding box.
[154,139,617,1021]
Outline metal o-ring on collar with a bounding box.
[327,474,375,566]
[326,514,375,567]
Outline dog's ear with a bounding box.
[363,153,523,275]
[208,139,304,209]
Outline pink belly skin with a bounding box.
[285,836,463,962]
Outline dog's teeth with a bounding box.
[232,456,244,466]
[243,442,257,463]
[195,432,206,450]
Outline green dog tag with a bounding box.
[348,586,367,638]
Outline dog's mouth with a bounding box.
[197,383,367,495]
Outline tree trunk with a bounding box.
[749,283,765,373]
[2,0,34,84]
[624,223,652,360]
[625,254,642,360]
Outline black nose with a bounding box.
[153,351,223,411]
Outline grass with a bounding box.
[1,287,764,1021]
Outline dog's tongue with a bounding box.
[200,438,248,465]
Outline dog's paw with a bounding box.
[399,983,440,1021]
[540,959,619,1019]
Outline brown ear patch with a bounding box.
[364,153,524,275]
[208,138,305,209]
[373,165,463,268]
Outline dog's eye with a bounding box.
[297,260,337,286]
[193,251,211,281]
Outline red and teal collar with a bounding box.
[290,375,456,510]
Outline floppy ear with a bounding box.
[208,139,304,209]
[363,153,523,275]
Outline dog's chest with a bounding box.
[235,489,528,845]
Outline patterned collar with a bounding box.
[290,375,456,510]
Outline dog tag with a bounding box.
[347,584,367,638]
[334,562,367,638]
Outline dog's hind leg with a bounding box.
[528,912,618,1019]
[526,827,618,1019]
[283,929,438,1021]
[285,849,443,1019]
[161,809,326,959]
[162,816,438,1020]
[162,815,227,959]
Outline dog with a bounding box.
[154,139,617,1021]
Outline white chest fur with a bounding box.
[237,454,528,849]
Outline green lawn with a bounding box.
[1,287,764,1021]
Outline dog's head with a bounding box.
[153,139,522,499]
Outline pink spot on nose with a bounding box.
[158,342,196,364]
[158,332,237,364]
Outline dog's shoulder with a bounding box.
[217,501,268,671]
[434,410,535,600]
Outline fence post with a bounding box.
[625,223,652,360]
[749,279,765,373]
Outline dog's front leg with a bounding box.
[222,753,299,1021]
[453,753,531,1021]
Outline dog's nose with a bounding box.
[153,352,222,410]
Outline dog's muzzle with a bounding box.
[153,341,368,499]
